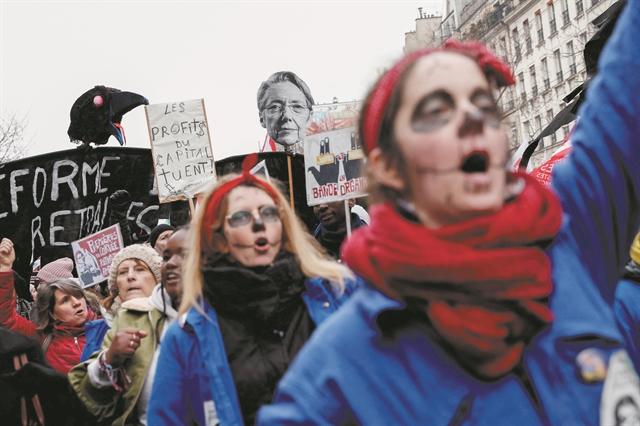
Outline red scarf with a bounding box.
[52,308,96,337]
[342,173,563,380]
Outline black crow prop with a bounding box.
[67,85,149,147]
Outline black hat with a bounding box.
[149,224,175,248]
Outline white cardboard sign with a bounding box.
[145,99,217,202]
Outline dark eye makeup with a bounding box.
[410,88,500,132]
[411,91,454,132]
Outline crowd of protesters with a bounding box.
[0,1,639,425]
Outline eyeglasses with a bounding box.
[264,103,310,117]
[226,205,281,228]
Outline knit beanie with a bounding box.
[37,258,74,284]
[631,232,640,265]
[108,244,162,290]
[149,224,175,248]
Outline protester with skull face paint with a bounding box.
[147,154,362,426]
[259,3,640,423]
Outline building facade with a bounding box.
[405,0,615,168]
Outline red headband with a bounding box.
[362,38,515,154]
[201,153,279,241]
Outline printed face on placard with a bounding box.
[260,82,311,147]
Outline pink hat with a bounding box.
[37,258,74,284]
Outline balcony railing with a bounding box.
[557,71,564,83]
[562,9,570,25]
[544,78,551,90]
[570,63,577,75]
[576,0,584,15]
[532,85,538,97]
[549,19,557,34]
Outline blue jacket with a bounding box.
[615,279,640,373]
[147,275,362,425]
[258,2,640,425]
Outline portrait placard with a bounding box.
[71,224,123,288]
[304,127,367,206]
[145,99,217,202]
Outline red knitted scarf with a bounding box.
[342,173,563,380]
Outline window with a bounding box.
[542,58,551,90]
[547,109,557,144]
[554,50,563,83]
[506,88,515,111]
[580,32,587,46]
[524,120,532,137]
[519,73,526,103]
[591,0,600,6]
[523,20,533,52]
[562,0,570,24]
[512,28,521,58]
[530,66,538,96]
[568,41,577,75]
[562,125,570,139]
[576,0,584,15]
[535,115,542,133]
[549,2,557,34]
[536,12,545,43]
[499,36,508,62]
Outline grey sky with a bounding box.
[1,1,445,161]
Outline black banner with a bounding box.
[0,148,316,281]
[0,147,188,281]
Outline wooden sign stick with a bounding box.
[286,154,295,211]
[345,199,352,237]
[188,198,195,218]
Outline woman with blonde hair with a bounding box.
[148,154,361,425]
[259,2,640,424]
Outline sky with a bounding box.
[1,0,446,162]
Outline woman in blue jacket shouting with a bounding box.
[259,2,640,424]
[147,154,360,425]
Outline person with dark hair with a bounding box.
[313,199,365,259]
[149,224,175,255]
[0,238,101,374]
[68,243,171,425]
[257,71,314,154]
[260,2,640,423]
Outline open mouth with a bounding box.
[460,151,489,173]
[75,309,84,315]
[255,237,269,248]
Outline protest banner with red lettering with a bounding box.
[304,127,368,206]
[71,224,123,288]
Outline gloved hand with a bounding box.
[109,190,131,208]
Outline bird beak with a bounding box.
[108,91,149,146]
[110,91,149,117]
